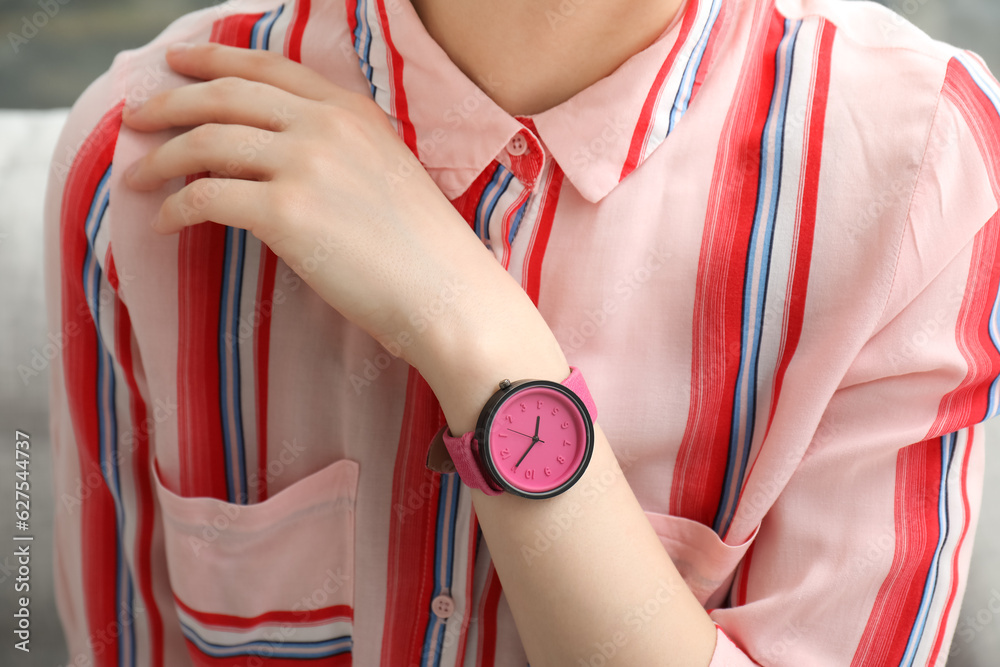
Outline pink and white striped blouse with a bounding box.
[43,0,1000,664]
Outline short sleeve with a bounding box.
[705,54,1000,666]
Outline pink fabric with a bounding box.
[43,0,1000,665]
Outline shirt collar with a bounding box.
[347,0,728,203]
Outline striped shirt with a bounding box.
[42,0,1000,664]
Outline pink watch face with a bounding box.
[480,382,594,498]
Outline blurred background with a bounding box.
[0,0,998,665]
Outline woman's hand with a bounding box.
[124,43,491,354]
[123,42,568,430]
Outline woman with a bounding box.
[45,0,1000,664]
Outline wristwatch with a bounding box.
[426,367,597,499]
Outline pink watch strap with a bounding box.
[427,367,597,495]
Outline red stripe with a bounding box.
[733,539,756,607]
[175,596,352,628]
[379,368,445,664]
[375,0,418,153]
[112,260,165,667]
[176,186,229,499]
[620,0,702,181]
[451,162,503,228]
[476,567,503,667]
[372,1,451,660]
[691,1,728,100]
[345,0,359,43]
[285,0,311,63]
[727,21,835,542]
[176,13,262,500]
[850,439,945,666]
[944,58,1000,194]
[670,4,785,526]
[926,60,1000,433]
[254,249,278,501]
[60,102,125,667]
[926,432,975,664]
[522,160,564,306]
[183,643,351,667]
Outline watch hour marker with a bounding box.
[537,400,544,409]
[561,421,570,429]
[544,467,552,477]
[551,407,559,415]
[563,439,572,447]
[556,455,566,464]
[524,469,535,480]
[520,402,527,412]
[499,447,511,460]
[505,415,514,423]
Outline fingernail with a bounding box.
[168,42,193,54]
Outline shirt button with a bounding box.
[506,133,528,156]
[431,594,455,619]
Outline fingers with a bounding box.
[123,76,300,133]
[155,178,271,234]
[125,123,278,191]
[164,41,346,103]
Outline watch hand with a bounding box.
[515,438,539,468]
[515,417,545,469]
[507,428,535,439]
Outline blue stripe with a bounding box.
[83,166,136,667]
[668,0,723,131]
[508,198,529,246]
[180,623,352,658]
[353,0,377,97]
[957,53,1000,119]
[476,165,514,244]
[899,434,956,667]
[217,10,279,505]
[421,473,461,667]
[218,227,248,504]
[713,19,801,536]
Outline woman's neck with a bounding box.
[409,0,687,116]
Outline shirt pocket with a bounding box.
[644,511,759,609]
[153,458,358,666]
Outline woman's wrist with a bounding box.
[409,275,570,435]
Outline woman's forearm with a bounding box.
[413,279,717,667]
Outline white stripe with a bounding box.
[512,160,557,288]
[641,0,717,161]
[956,51,1000,119]
[438,490,474,667]
[908,430,971,666]
[175,606,353,646]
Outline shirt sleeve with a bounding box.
[43,52,155,666]
[704,53,1000,666]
